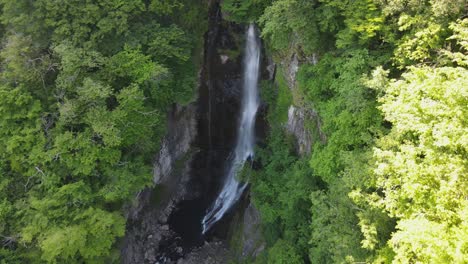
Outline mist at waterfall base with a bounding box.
[202,24,261,234]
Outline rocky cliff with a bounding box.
[121,103,198,264]
[281,52,325,156]
[121,1,269,263]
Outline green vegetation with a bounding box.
[223,0,467,263]
[0,0,207,262]
[0,0,466,263]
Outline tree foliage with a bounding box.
[0,0,466,262]
[0,0,207,262]
[367,65,468,263]
[229,0,468,263]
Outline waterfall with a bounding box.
[202,24,261,234]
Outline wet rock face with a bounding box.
[240,202,265,259]
[121,1,259,262]
[121,103,197,264]
[177,241,229,264]
[153,104,197,185]
[121,0,273,261]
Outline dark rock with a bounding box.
[121,1,270,263]
[241,202,265,258]
[177,240,229,264]
[121,103,197,264]
[153,104,197,185]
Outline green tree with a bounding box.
[367,65,468,263]
[0,0,207,261]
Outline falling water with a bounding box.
[202,24,261,234]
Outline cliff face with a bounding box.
[121,103,198,264]
[281,52,325,156]
[286,105,326,156]
[120,32,325,264]
[153,104,197,186]
[121,1,269,263]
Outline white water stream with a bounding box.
[202,24,261,234]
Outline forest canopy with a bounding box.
[0,0,466,263]
[220,0,468,263]
[0,0,207,263]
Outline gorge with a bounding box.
[0,0,465,263]
[122,3,268,263]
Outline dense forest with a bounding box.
[227,0,467,263]
[0,0,207,262]
[0,0,467,263]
